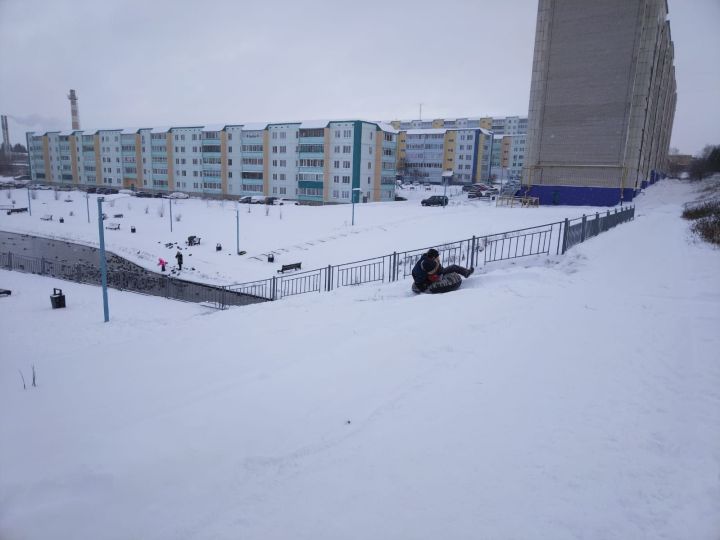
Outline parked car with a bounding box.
[264,196,278,205]
[168,191,189,199]
[468,188,499,199]
[134,191,152,198]
[85,186,97,194]
[152,192,164,198]
[119,188,134,195]
[421,195,448,207]
[250,195,266,204]
[395,195,407,201]
[238,196,253,203]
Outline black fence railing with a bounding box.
[2,206,635,307]
[224,206,634,302]
[561,206,635,253]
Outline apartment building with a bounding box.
[398,127,493,184]
[523,0,676,205]
[391,115,527,184]
[26,120,398,204]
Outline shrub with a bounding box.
[683,199,720,246]
[175,213,182,222]
[692,215,720,245]
[682,199,720,220]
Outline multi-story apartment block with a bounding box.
[391,115,527,184]
[489,133,527,182]
[397,127,493,184]
[523,0,676,205]
[26,120,398,204]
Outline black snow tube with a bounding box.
[412,272,463,294]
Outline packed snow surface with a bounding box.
[1,179,719,539]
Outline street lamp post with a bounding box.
[97,197,110,323]
[351,188,361,226]
[26,187,32,216]
[236,204,241,255]
[169,198,173,232]
[486,131,495,184]
[86,192,90,223]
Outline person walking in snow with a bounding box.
[175,251,183,271]
[411,248,473,293]
[158,257,167,272]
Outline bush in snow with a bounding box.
[144,205,149,214]
[175,213,182,222]
[53,189,59,200]
[683,199,720,246]
[265,206,270,216]
[157,203,165,218]
[30,190,37,200]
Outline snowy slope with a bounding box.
[0,179,719,539]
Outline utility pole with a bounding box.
[97,197,109,322]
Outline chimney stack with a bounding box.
[0,115,10,156]
[68,89,80,130]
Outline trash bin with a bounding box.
[268,254,275,263]
[131,226,136,233]
[216,243,222,251]
[50,288,66,309]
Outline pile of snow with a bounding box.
[0,179,718,539]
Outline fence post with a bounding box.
[391,252,397,282]
[470,236,476,268]
[595,212,600,235]
[580,215,587,243]
[327,265,332,291]
[271,276,277,301]
[221,286,227,310]
[6,252,11,270]
[561,218,569,254]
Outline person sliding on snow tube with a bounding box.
[411,248,474,294]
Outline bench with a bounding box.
[186,235,201,246]
[40,214,53,221]
[113,213,124,218]
[105,222,121,230]
[0,289,11,297]
[278,262,301,273]
[6,207,28,215]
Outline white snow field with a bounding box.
[1,179,719,539]
[0,183,609,284]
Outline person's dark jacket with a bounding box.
[412,254,441,291]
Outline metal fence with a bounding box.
[2,206,634,307]
[225,208,633,301]
[561,206,635,253]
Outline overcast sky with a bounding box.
[0,0,717,155]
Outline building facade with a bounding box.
[523,0,677,205]
[26,120,398,204]
[391,115,526,184]
[398,127,493,184]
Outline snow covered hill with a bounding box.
[1,179,719,539]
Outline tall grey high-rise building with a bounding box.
[523,0,676,205]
